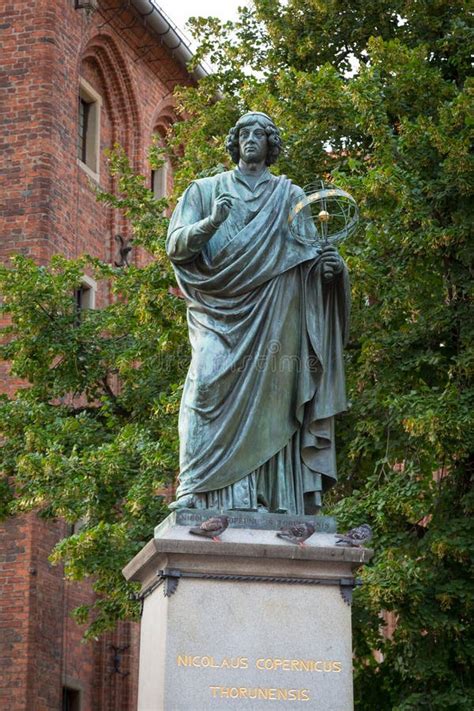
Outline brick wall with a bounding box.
[0,514,33,710]
[0,512,141,711]
[0,0,187,267]
[0,1,192,708]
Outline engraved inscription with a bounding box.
[209,686,311,701]
[256,658,342,673]
[176,654,342,673]
[177,655,249,669]
[175,653,343,702]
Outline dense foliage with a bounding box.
[173,2,473,707]
[0,146,188,636]
[0,0,472,706]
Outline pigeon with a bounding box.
[189,515,229,542]
[335,523,373,548]
[276,522,316,547]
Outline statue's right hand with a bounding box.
[210,193,234,227]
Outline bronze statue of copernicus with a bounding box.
[166,112,350,514]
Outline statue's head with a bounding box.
[225,112,282,166]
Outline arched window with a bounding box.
[151,162,168,201]
[77,77,102,180]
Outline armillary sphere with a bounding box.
[288,180,359,246]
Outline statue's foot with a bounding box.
[168,494,197,510]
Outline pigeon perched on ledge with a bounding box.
[335,524,373,548]
[277,522,316,547]
[189,515,229,542]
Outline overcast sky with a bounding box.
[156,0,250,44]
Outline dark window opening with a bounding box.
[78,97,91,164]
[74,284,94,312]
[74,285,85,323]
[75,284,87,312]
[62,687,81,711]
[77,81,100,175]
[74,283,93,325]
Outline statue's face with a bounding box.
[238,122,268,164]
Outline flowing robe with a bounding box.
[166,168,350,514]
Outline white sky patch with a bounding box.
[155,0,249,46]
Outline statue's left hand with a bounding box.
[320,245,344,282]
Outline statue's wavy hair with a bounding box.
[225,112,282,166]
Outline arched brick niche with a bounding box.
[80,33,142,169]
[75,33,141,267]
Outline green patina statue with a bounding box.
[166,112,350,515]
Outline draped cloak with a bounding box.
[166,168,350,514]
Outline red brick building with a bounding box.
[0,2,202,708]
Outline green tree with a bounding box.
[171,1,473,708]
[0,145,189,637]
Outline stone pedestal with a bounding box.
[123,510,372,711]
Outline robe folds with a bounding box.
[166,168,350,514]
